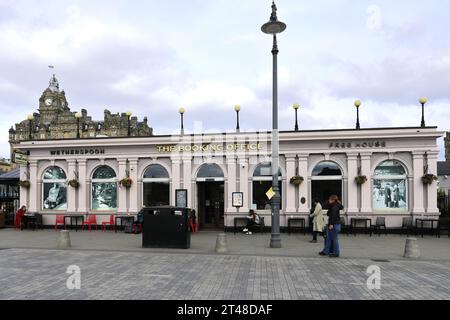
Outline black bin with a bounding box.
[142,206,191,249]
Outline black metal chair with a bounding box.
[371,217,387,236]
[339,217,348,236]
[401,217,414,236]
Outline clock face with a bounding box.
[45,98,53,106]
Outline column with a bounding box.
[129,158,139,213]
[412,152,425,215]
[426,151,440,215]
[171,157,181,206]
[226,156,237,213]
[360,153,372,214]
[298,155,309,214]
[28,160,38,213]
[118,159,128,214]
[285,156,296,213]
[346,153,359,215]
[67,159,77,213]
[238,157,249,212]
[77,160,88,213]
[182,156,192,208]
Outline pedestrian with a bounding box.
[15,205,26,229]
[243,210,260,235]
[309,198,324,243]
[319,195,343,258]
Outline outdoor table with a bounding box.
[415,218,439,238]
[64,215,85,232]
[350,218,372,236]
[288,218,306,235]
[21,214,36,231]
[115,215,135,233]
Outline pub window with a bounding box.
[252,163,282,210]
[91,165,117,211]
[143,164,170,207]
[197,164,224,178]
[373,160,407,211]
[311,161,343,205]
[42,166,67,210]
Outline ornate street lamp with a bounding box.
[293,103,300,131]
[179,107,185,135]
[27,114,34,140]
[261,1,286,249]
[234,105,241,132]
[354,100,362,130]
[75,112,82,139]
[419,97,427,128]
[126,111,132,136]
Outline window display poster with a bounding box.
[232,192,243,208]
[176,189,188,208]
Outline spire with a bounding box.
[270,1,278,22]
[48,74,59,92]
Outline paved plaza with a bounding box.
[1,229,450,300]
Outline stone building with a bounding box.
[8,75,153,146]
[445,132,450,161]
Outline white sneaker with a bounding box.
[243,228,248,232]
[247,231,252,235]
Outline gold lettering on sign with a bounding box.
[156,143,265,153]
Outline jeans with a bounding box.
[324,224,341,256]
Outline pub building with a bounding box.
[9,76,444,229]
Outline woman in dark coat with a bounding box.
[319,195,344,258]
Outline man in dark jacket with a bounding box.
[319,195,344,258]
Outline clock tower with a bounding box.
[38,74,69,124]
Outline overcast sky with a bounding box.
[0,0,449,160]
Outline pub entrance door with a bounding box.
[197,181,224,230]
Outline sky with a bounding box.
[0,0,449,159]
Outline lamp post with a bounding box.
[234,105,241,132]
[419,97,427,128]
[355,100,361,130]
[261,1,286,249]
[293,103,300,131]
[179,107,185,135]
[27,114,34,140]
[75,112,82,139]
[126,111,132,136]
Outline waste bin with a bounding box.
[142,206,191,249]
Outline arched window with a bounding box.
[197,164,224,179]
[143,164,170,207]
[252,163,282,210]
[42,166,67,210]
[373,160,407,211]
[311,161,343,205]
[91,166,117,211]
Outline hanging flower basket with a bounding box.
[120,177,133,188]
[355,175,368,185]
[421,174,438,185]
[290,175,304,186]
[20,180,30,189]
[68,179,80,188]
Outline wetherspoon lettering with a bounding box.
[329,141,386,149]
[50,149,105,156]
[156,143,264,153]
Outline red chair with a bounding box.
[132,223,143,234]
[55,215,65,231]
[189,217,197,233]
[82,214,98,232]
[102,215,115,232]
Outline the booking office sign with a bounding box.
[156,143,265,153]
